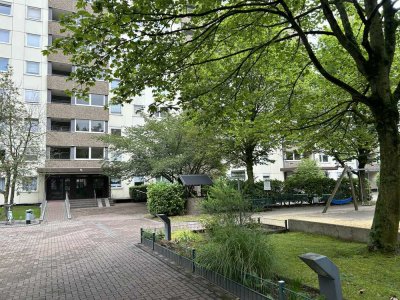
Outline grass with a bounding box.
[269,232,400,300]
[0,205,41,221]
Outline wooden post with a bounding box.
[347,169,359,211]
[322,166,347,213]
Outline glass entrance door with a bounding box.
[46,176,65,200]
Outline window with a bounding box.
[25,149,37,161]
[154,108,168,118]
[110,80,120,89]
[76,147,89,159]
[51,119,70,132]
[110,178,122,188]
[22,177,37,192]
[26,61,40,75]
[319,154,329,163]
[75,119,89,132]
[49,147,70,159]
[26,119,39,132]
[25,89,40,103]
[0,177,4,191]
[91,120,104,132]
[75,97,89,105]
[110,151,122,161]
[133,104,145,115]
[91,147,103,159]
[0,57,9,72]
[91,94,105,106]
[285,150,301,161]
[27,6,41,20]
[0,29,10,43]
[26,33,40,48]
[110,128,121,136]
[110,104,122,114]
[0,2,11,15]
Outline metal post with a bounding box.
[152,232,155,250]
[278,280,286,300]
[140,228,143,244]
[192,249,196,273]
[257,217,260,224]
[284,220,288,231]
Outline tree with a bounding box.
[0,69,44,216]
[47,1,400,251]
[184,65,281,186]
[101,114,225,182]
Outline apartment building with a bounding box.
[229,148,380,192]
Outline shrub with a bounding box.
[129,185,148,202]
[196,225,276,280]
[147,183,185,216]
[284,159,335,195]
[202,179,251,226]
[241,180,286,198]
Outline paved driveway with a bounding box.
[0,203,232,300]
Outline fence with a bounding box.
[140,229,314,300]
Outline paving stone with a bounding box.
[0,203,234,300]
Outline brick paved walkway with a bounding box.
[0,203,233,300]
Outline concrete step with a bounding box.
[70,198,98,209]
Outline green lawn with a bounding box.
[0,205,41,221]
[269,232,400,300]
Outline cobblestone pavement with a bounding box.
[0,203,233,300]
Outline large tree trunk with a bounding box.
[369,105,400,252]
[2,172,11,218]
[357,149,369,204]
[244,146,255,186]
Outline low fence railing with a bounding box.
[140,229,314,300]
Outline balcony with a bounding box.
[46,131,106,147]
[47,75,109,95]
[47,103,109,120]
[50,90,72,105]
[50,119,71,132]
[49,0,77,12]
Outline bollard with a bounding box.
[156,214,171,241]
[299,253,343,300]
[152,232,155,250]
[278,280,286,300]
[25,209,33,224]
[191,249,196,273]
[140,228,143,244]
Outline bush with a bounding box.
[147,183,185,216]
[202,179,251,226]
[284,159,335,195]
[241,180,286,198]
[285,176,336,195]
[129,185,148,202]
[196,225,276,280]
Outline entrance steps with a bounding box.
[69,198,115,209]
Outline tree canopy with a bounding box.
[101,114,226,182]
[47,0,400,251]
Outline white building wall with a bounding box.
[0,0,48,205]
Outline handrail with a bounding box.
[65,191,72,220]
[39,194,47,222]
